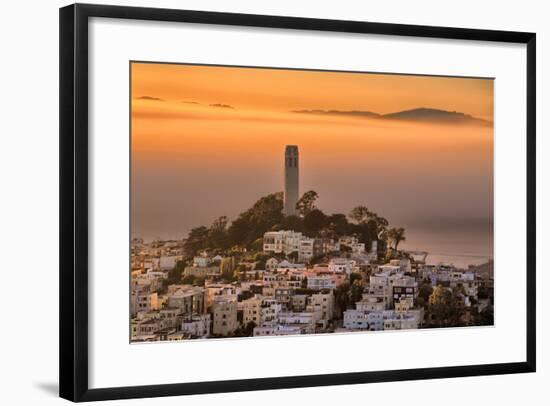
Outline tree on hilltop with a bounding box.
[387,227,406,250]
[208,215,229,249]
[183,226,209,255]
[278,214,304,232]
[303,209,328,237]
[296,190,319,217]
[227,192,284,247]
[348,206,372,224]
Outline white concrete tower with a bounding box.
[284,145,299,216]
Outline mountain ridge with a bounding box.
[292,107,492,126]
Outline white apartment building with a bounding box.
[159,255,181,270]
[328,258,355,274]
[387,258,412,273]
[157,307,181,329]
[193,255,211,267]
[181,314,211,338]
[277,312,315,334]
[276,260,305,269]
[298,238,315,262]
[262,272,284,286]
[383,315,419,330]
[131,292,159,316]
[263,231,316,263]
[239,296,282,328]
[344,309,420,331]
[307,292,334,329]
[167,286,205,316]
[131,274,162,293]
[146,270,169,279]
[253,324,305,336]
[263,230,302,255]
[313,238,340,254]
[307,275,337,290]
[369,268,417,307]
[343,309,371,330]
[377,264,402,275]
[276,269,306,289]
[132,318,161,339]
[241,296,262,326]
[204,283,240,308]
[212,297,238,336]
[260,298,282,326]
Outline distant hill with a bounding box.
[382,108,492,126]
[291,107,491,126]
[291,109,380,118]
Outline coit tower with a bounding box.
[284,145,299,216]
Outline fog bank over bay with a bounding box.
[131,63,493,267]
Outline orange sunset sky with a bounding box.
[131,62,494,265]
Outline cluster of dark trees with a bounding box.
[334,272,365,315]
[422,282,494,328]
[182,190,406,258]
[183,192,283,255]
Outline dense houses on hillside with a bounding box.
[130,232,493,342]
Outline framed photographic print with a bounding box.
[59,3,536,402]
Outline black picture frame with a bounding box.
[59,3,536,402]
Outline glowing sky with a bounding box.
[131,62,493,264]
